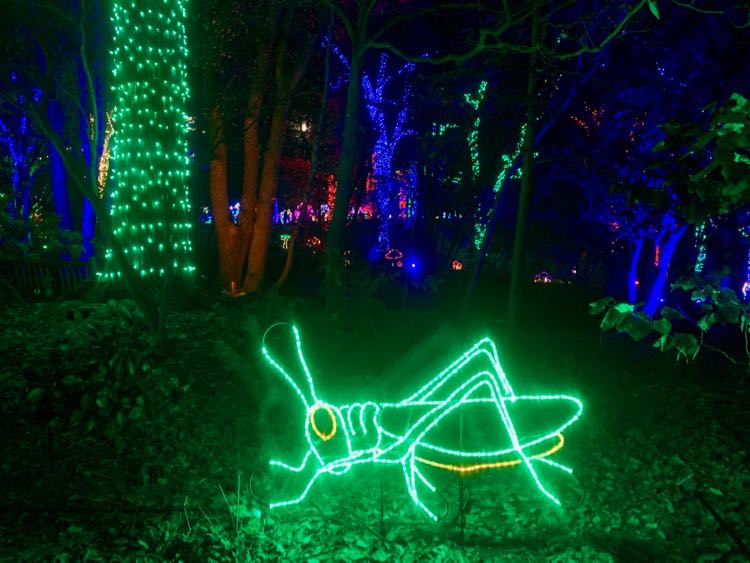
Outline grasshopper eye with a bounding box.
[310,403,337,442]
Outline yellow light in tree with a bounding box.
[97,111,114,198]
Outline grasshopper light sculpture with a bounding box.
[263,324,583,521]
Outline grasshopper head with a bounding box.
[306,401,351,466]
[263,324,350,466]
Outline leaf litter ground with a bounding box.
[0,287,748,561]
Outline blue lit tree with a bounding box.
[46,96,73,232]
[362,52,415,250]
[0,73,45,227]
[327,42,416,251]
[1,1,109,263]
[572,5,750,315]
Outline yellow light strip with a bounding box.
[416,433,564,475]
[310,404,337,442]
[97,111,114,198]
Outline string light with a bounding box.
[473,125,526,249]
[415,433,564,474]
[463,82,527,250]
[103,0,194,280]
[326,41,415,249]
[361,53,415,250]
[0,72,42,221]
[693,220,708,273]
[96,111,114,198]
[740,226,750,300]
[384,248,404,268]
[534,271,552,284]
[464,81,487,181]
[263,325,583,521]
[304,236,323,253]
[310,403,337,442]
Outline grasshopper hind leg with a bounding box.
[402,451,466,523]
[402,452,447,522]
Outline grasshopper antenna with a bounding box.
[262,322,294,348]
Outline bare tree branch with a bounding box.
[554,0,648,60]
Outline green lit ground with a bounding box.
[1,278,749,560]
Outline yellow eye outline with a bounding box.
[310,404,337,442]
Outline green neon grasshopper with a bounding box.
[263,324,583,521]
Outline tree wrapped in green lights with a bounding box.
[105,0,194,281]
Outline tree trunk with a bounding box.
[78,55,101,262]
[643,225,687,317]
[81,199,96,260]
[326,53,362,304]
[275,12,333,289]
[461,160,521,323]
[21,171,31,245]
[244,99,289,292]
[506,13,540,330]
[627,236,645,304]
[275,226,298,288]
[237,49,271,268]
[48,99,72,232]
[208,107,242,293]
[238,113,260,259]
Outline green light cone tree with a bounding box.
[105,0,194,282]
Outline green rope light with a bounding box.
[263,324,583,521]
[102,0,194,280]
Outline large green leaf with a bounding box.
[652,318,672,335]
[715,302,742,325]
[716,287,741,306]
[618,314,653,342]
[653,334,675,352]
[590,297,614,316]
[27,388,44,403]
[660,306,685,321]
[614,302,635,314]
[601,308,624,331]
[674,333,700,362]
[648,0,660,20]
[697,312,716,332]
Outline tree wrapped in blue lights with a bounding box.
[328,41,416,250]
[0,73,45,226]
[362,52,415,250]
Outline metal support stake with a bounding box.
[458,409,466,544]
[380,468,385,538]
